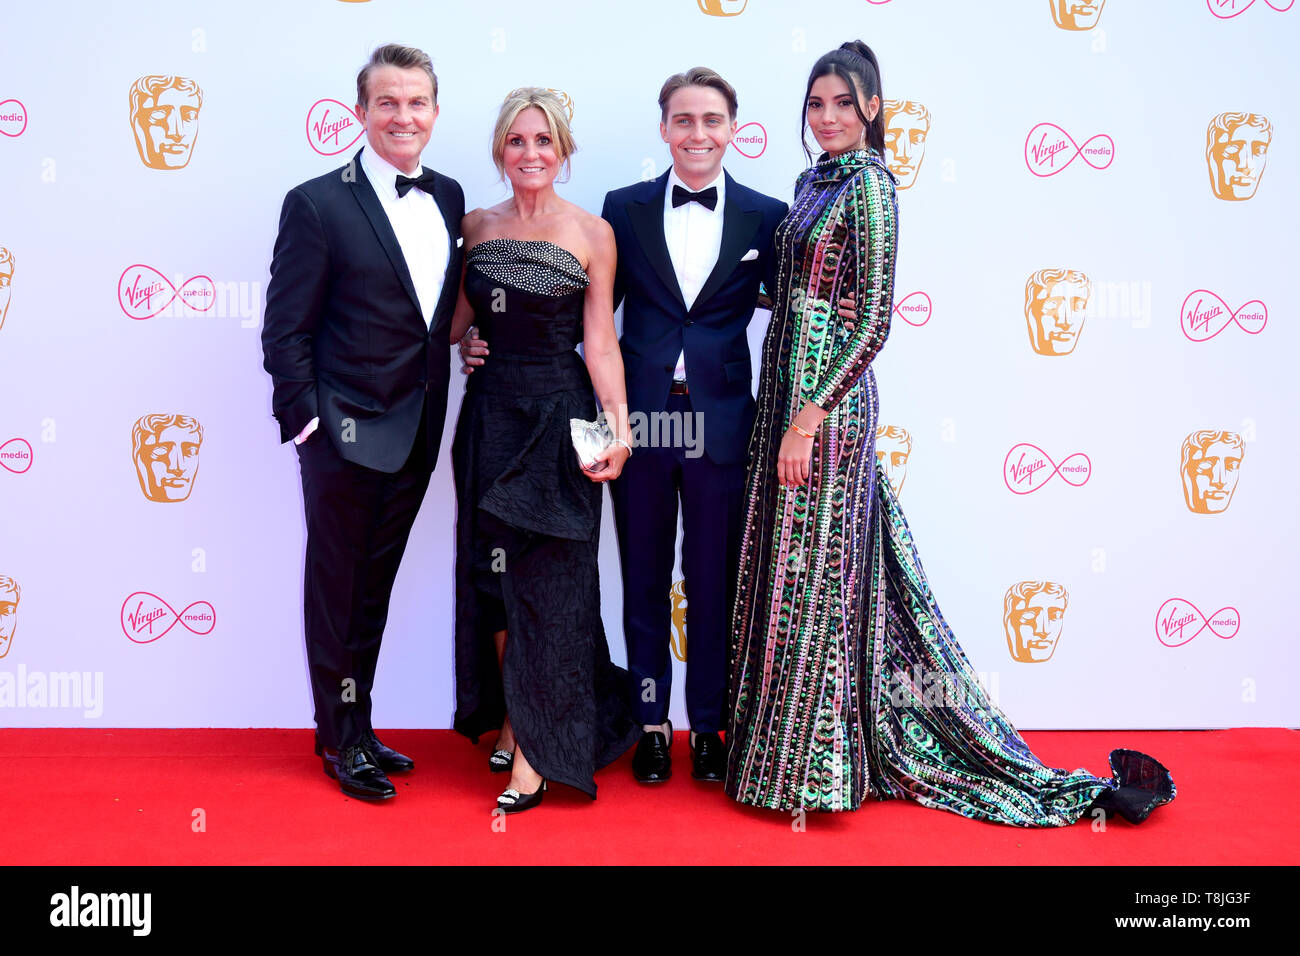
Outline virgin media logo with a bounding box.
[306,99,364,156]
[1208,0,1292,18]
[1003,443,1091,494]
[120,592,216,644]
[118,265,215,320]
[732,122,767,159]
[1155,598,1239,647]
[893,291,932,327]
[0,99,27,138]
[1024,123,1114,177]
[0,438,32,475]
[1180,291,1266,342]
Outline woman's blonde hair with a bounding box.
[491,87,577,181]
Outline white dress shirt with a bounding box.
[663,167,726,382]
[294,146,450,445]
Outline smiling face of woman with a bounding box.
[502,106,562,192]
[806,73,879,156]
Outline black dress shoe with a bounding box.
[321,744,396,801]
[632,721,672,783]
[363,731,414,773]
[496,780,547,815]
[690,731,725,782]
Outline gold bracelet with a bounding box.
[790,422,815,439]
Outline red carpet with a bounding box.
[4,728,1293,865]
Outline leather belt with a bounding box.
[669,380,689,395]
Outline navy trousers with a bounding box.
[610,393,745,733]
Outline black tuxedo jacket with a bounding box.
[601,170,787,465]
[262,148,464,473]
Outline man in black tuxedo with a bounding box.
[602,69,786,783]
[262,44,463,801]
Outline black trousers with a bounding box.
[295,407,432,751]
[610,393,745,733]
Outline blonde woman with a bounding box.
[448,88,637,813]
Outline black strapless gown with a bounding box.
[451,238,639,797]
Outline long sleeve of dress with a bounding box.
[807,164,898,412]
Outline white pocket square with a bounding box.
[741,248,759,261]
[456,236,464,247]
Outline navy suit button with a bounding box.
[685,319,694,326]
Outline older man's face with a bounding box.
[133,86,201,169]
[0,588,18,659]
[137,424,202,502]
[1210,121,1270,201]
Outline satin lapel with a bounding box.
[346,150,423,321]
[429,170,463,332]
[626,174,686,311]
[692,176,761,314]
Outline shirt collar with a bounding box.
[360,145,425,202]
[666,166,726,209]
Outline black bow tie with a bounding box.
[394,170,437,198]
[672,184,718,211]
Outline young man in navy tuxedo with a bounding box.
[262,44,464,801]
[464,68,787,783]
[600,68,787,783]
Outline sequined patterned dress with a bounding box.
[725,149,1175,825]
[451,238,639,798]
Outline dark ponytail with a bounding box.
[800,40,885,162]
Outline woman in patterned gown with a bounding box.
[725,42,1176,826]
[449,89,638,813]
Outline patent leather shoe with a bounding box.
[363,731,414,773]
[496,779,547,815]
[321,744,396,801]
[690,731,725,782]
[633,720,672,783]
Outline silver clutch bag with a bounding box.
[570,416,614,469]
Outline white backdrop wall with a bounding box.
[0,0,1295,730]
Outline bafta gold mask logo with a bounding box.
[130,75,204,170]
[0,246,13,331]
[875,425,911,495]
[669,579,688,662]
[883,100,930,190]
[547,89,575,123]
[697,0,748,15]
[133,414,203,503]
[1206,112,1271,201]
[1181,430,1244,514]
[1050,0,1105,30]
[1004,581,1068,663]
[0,575,18,660]
[1024,268,1090,355]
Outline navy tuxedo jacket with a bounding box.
[262,148,465,473]
[602,170,787,465]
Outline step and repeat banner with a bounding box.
[1,0,1295,730]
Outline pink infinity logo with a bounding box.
[1003,443,1091,494]
[1024,123,1114,177]
[893,291,932,327]
[0,99,27,137]
[1155,598,1240,647]
[1180,290,1267,342]
[0,437,33,474]
[121,592,216,644]
[306,98,364,156]
[732,122,767,159]
[1208,0,1292,18]
[118,264,215,320]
